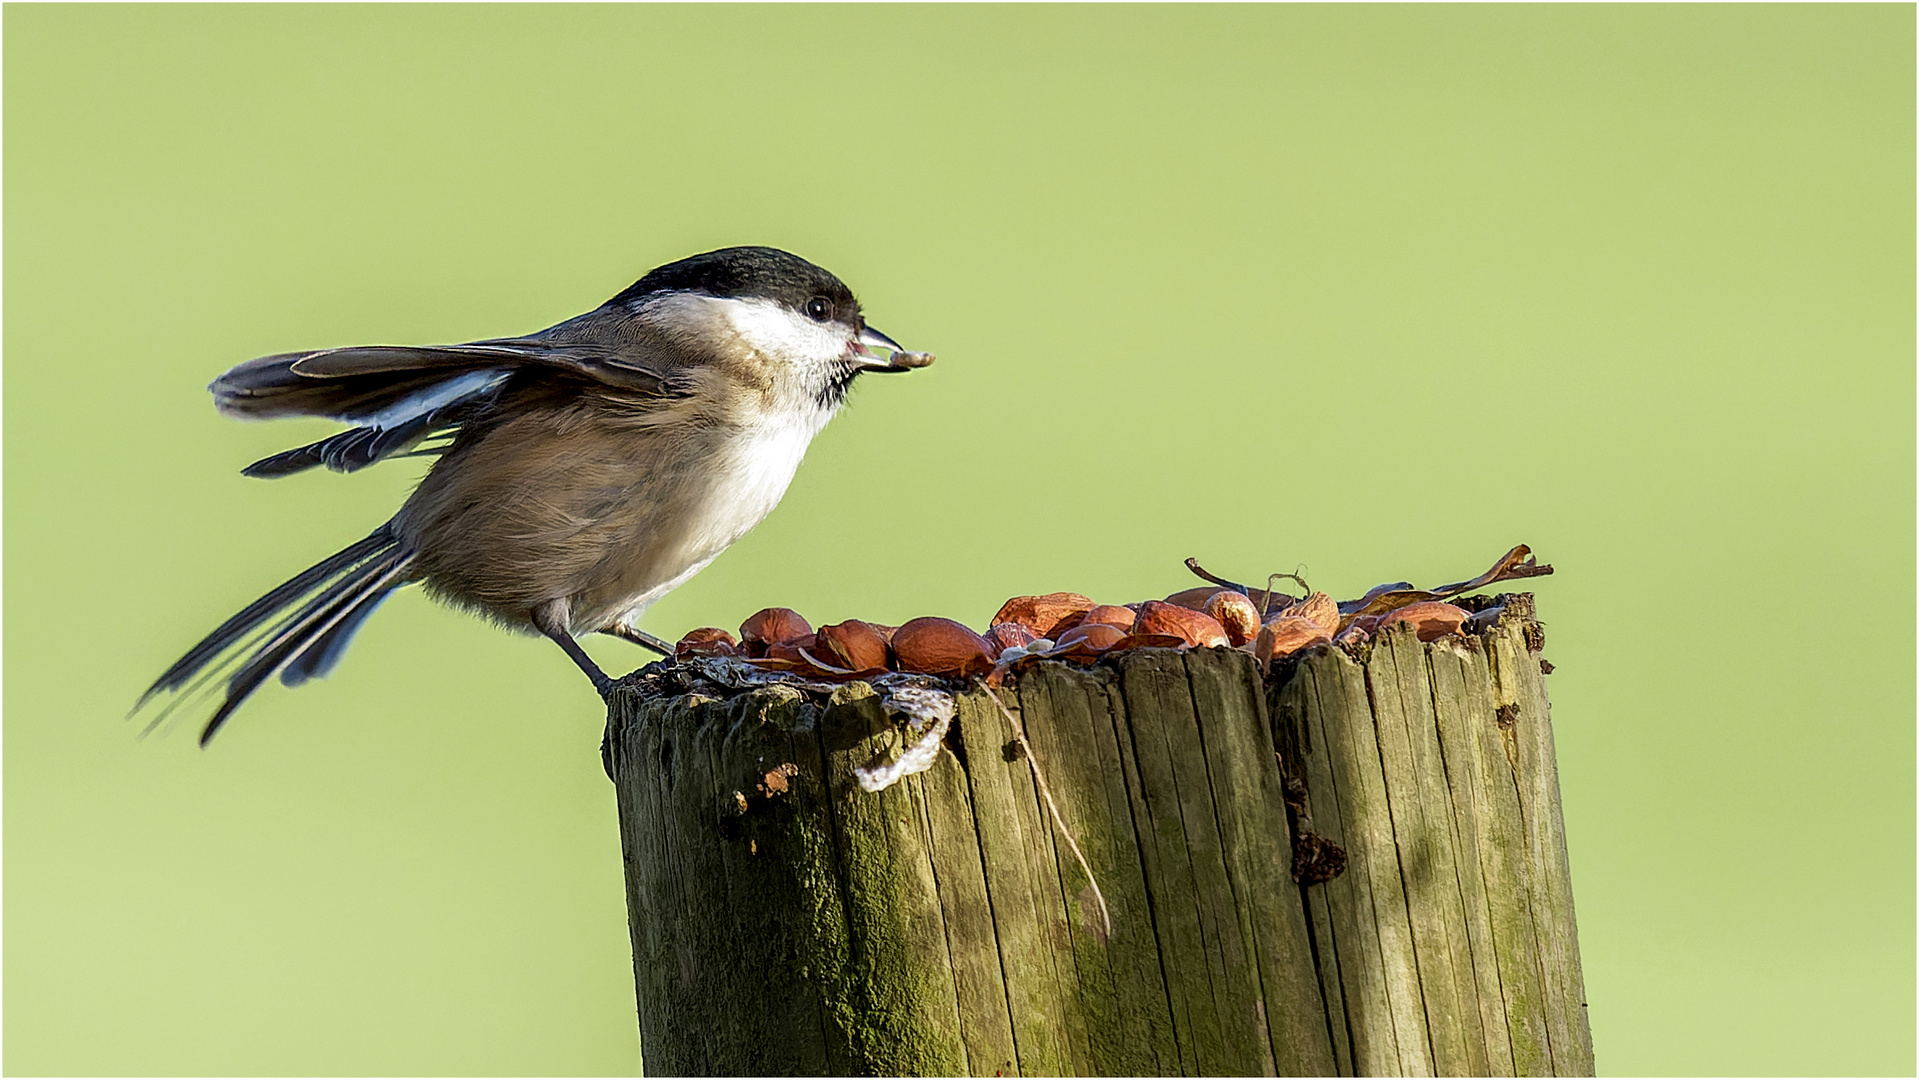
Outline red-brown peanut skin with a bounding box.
[1134,601,1231,648]
[892,617,996,678]
[990,592,1095,637]
[1081,604,1137,632]
[762,635,819,664]
[739,607,812,656]
[1162,586,1225,611]
[1046,610,1089,638]
[1333,620,1373,646]
[1114,632,1188,651]
[814,620,890,672]
[675,627,741,660]
[1376,601,1469,642]
[1053,621,1127,654]
[1348,613,1384,635]
[1256,616,1333,669]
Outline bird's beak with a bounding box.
[855,325,935,372]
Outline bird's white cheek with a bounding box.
[719,297,847,364]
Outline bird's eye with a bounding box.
[803,297,832,323]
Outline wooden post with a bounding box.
[604,594,1591,1076]
[1271,595,1593,1076]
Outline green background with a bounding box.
[6,5,1912,1075]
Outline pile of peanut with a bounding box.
[671,588,1475,682]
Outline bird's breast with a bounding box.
[691,403,837,552]
[401,393,840,631]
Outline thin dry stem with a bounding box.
[977,678,1114,940]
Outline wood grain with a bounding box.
[606,594,1587,1076]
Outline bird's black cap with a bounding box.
[608,246,859,319]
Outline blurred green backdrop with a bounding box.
[5,5,1911,1075]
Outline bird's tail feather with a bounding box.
[282,588,394,687]
[136,525,415,744]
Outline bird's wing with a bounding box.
[212,335,684,478]
[212,338,675,419]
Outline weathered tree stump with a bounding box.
[604,594,1591,1076]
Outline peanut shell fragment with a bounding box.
[991,592,1095,638]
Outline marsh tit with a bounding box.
[141,246,933,743]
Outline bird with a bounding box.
[139,246,934,744]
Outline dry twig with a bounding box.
[976,678,1113,940]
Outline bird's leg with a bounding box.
[531,598,613,697]
[601,623,674,657]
